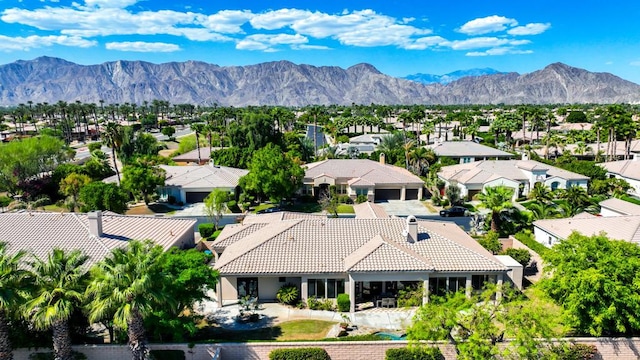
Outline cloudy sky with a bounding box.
[1,0,639,83]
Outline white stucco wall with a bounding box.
[483,178,521,200]
[534,226,560,248]
[257,277,281,301]
[608,173,640,195]
[600,207,627,217]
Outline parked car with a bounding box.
[256,207,282,214]
[439,206,469,217]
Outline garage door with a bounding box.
[375,189,401,201]
[405,189,420,200]
[185,192,210,203]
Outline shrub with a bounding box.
[227,200,241,213]
[337,195,353,204]
[212,230,222,240]
[385,346,444,360]
[397,283,423,307]
[0,195,11,208]
[548,343,597,360]
[167,195,176,205]
[514,230,549,259]
[87,142,102,152]
[502,248,532,267]
[149,350,186,360]
[276,284,300,305]
[356,194,368,204]
[307,297,320,310]
[269,348,331,360]
[337,293,350,312]
[198,223,215,238]
[440,199,450,207]
[319,298,335,311]
[477,230,502,254]
[31,196,51,208]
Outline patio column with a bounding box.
[215,281,222,309]
[422,278,429,304]
[418,186,423,200]
[348,274,356,313]
[301,276,308,302]
[400,186,406,200]
[465,275,472,298]
[496,274,504,301]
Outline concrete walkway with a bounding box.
[201,303,415,331]
[375,200,435,217]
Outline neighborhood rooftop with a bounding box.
[304,159,424,185]
[0,211,196,265]
[428,141,514,158]
[439,159,589,184]
[534,215,640,243]
[160,164,248,189]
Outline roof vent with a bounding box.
[406,215,418,243]
[88,211,103,237]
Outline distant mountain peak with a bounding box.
[347,63,382,75]
[404,68,504,85]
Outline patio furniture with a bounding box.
[381,298,396,308]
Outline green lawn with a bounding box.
[126,203,176,215]
[43,204,68,212]
[253,203,277,213]
[336,204,354,214]
[198,320,336,342]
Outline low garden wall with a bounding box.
[13,338,640,360]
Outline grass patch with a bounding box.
[284,202,322,213]
[336,204,354,214]
[42,204,68,212]
[126,203,176,216]
[621,195,640,206]
[198,320,336,342]
[253,203,276,213]
[523,286,571,336]
[421,201,437,212]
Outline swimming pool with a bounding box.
[375,332,407,340]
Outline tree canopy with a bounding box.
[541,232,640,336]
[239,143,304,203]
[121,160,166,205]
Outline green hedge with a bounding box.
[385,347,444,360]
[269,347,331,360]
[149,350,186,360]
[198,223,215,238]
[514,230,549,259]
[337,293,350,312]
[548,343,597,360]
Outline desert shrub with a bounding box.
[502,248,532,267]
[198,223,215,238]
[397,283,423,307]
[548,343,597,360]
[276,284,300,305]
[307,297,320,310]
[319,298,335,311]
[337,293,350,312]
[149,350,186,360]
[477,230,502,254]
[269,347,331,360]
[356,194,368,204]
[385,347,444,360]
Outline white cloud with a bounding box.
[458,15,517,35]
[444,37,529,50]
[0,34,96,51]
[105,41,180,52]
[198,10,253,34]
[466,47,533,56]
[250,8,311,30]
[293,44,331,50]
[236,33,308,51]
[507,23,551,35]
[83,0,137,8]
[402,36,447,50]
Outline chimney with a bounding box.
[88,211,103,237]
[406,215,418,243]
[380,153,386,165]
[521,152,529,161]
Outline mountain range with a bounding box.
[403,68,505,84]
[0,57,638,106]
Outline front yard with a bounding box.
[198,320,336,342]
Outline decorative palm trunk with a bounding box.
[112,148,121,183]
[128,309,149,360]
[491,212,500,233]
[0,312,13,360]
[51,320,74,360]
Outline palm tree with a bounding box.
[102,122,124,183]
[528,201,561,220]
[190,123,205,164]
[86,240,169,360]
[528,182,554,204]
[477,186,515,232]
[0,243,30,360]
[25,249,88,360]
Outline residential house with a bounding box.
[438,155,588,201]
[302,159,425,201]
[428,141,514,164]
[210,215,516,312]
[534,199,640,246]
[599,158,640,195]
[172,147,214,165]
[157,163,248,204]
[0,210,196,264]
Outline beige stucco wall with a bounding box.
[258,277,281,301]
[221,276,237,302]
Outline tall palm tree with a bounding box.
[86,240,169,360]
[190,123,205,164]
[528,201,561,220]
[102,123,124,183]
[25,249,88,360]
[528,182,554,204]
[0,243,30,360]
[477,186,515,232]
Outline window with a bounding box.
[355,188,368,196]
[462,157,472,163]
[472,275,497,290]
[279,277,286,283]
[448,277,467,293]
[237,278,258,299]
[548,236,552,245]
[309,278,345,298]
[327,279,345,298]
[337,185,347,195]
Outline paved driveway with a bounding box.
[374,200,435,217]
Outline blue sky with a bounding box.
[1,0,639,83]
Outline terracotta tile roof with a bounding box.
[207,223,267,251]
[599,198,640,216]
[0,211,196,265]
[214,218,506,275]
[429,141,514,158]
[599,160,640,181]
[241,211,326,225]
[172,147,214,162]
[534,215,640,243]
[160,164,248,189]
[353,202,389,219]
[304,159,424,186]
